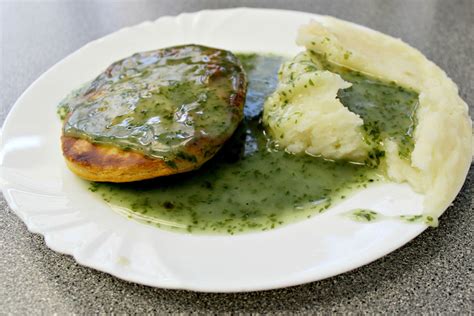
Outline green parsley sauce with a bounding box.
[59,45,245,161]
[89,53,383,235]
[345,209,434,225]
[347,209,380,222]
[300,51,419,163]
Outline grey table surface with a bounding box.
[1,0,473,314]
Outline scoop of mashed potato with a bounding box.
[263,57,369,161]
[263,19,472,224]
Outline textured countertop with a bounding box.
[1,0,472,313]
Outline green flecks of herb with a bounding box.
[425,216,434,224]
[88,182,99,192]
[164,160,178,169]
[57,104,70,120]
[400,215,423,223]
[350,209,378,222]
[365,148,385,168]
[176,151,197,163]
[308,79,315,86]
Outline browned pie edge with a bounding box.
[61,136,209,182]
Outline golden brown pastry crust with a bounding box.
[61,136,210,182]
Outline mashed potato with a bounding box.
[263,61,369,161]
[263,19,472,224]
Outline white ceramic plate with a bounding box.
[1,8,434,292]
